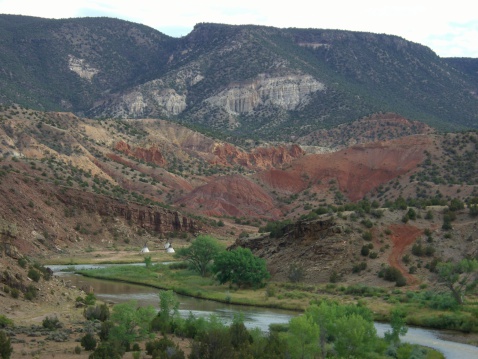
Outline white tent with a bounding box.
[140,246,150,253]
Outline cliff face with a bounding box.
[56,189,198,235]
[205,74,325,114]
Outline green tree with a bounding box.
[437,259,478,304]
[213,247,270,288]
[175,235,224,276]
[151,290,180,333]
[334,313,378,358]
[285,314,320,359]
[108,301,156,350]
[384,308,407,344]
[0,330,13,359]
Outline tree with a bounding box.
[213,247,270,288]
[108,301,156,350]
[0,330,13,359]
[437,259,478,304]
[81,333,97,351]
[175,235,224,277]
[285,314,320,359]
[384,308,407,344]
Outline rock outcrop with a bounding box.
[205,74,325,114]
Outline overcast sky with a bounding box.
[1,0,477,58]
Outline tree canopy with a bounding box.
[175,235,224,277]
[213,247,270,288]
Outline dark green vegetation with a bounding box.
[42,290,442,359]
[1,15,477,141]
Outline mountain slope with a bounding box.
[1,16,478,140]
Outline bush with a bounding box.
[361,245,370,256]
[362,231,372,241]
[42,316,62,330]
[0,330,13,359]
[0,316,13,329]
[28,268,41,282]
[84,304,110,322]
[17,257,28,268]
[379,266,407,286]
[80,333,97,351]
[24,285,37,301]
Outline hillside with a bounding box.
[1,15,478,141]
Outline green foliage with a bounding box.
[151,290,180,333]
[0,316,13,329]
[27,267,41,282]
[0,330,13,359]
[42,315,62,330]
[436,259,478,304]
[379,266,407,287]
[108,300,156,350]
[284,314,320,359]
[144,256,152,268]
[84,304,110,322]
[259,219,292,238]
[88,341,124,359]
[213,247,270,288]
[384,309,408,344]
[80,333,97,351]
[175,235,224,277]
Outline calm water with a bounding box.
[51,264,478,358]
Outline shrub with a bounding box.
[24,285,37,300]
[42,316,62,330]
[361,246,370,256]
[81,333,97,351]
[17,257,27,268]
[379,266,407,286]
[0,330,13,359]
[84,304,110,322]
[27,268,41,282]
[362,231,372,241]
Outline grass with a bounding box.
[74,262,478,333]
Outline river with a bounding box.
[50,264,478,358]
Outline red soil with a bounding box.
[259,135,431,201]
[387,224,423,285]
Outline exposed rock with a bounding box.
[176,175,282,219]
[210,143,305,170]
[114,141,167,166]
[205,74,325,114]
[55,189,198,235]
[68,55,99,81]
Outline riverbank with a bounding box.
[72,261,478,345]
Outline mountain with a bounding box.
[1,15,478,142]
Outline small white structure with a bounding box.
[140,245,150,253]
[166,247,175,253]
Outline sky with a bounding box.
[1,0,477,58]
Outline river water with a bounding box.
[50,264,478,358]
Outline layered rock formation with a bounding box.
[205,74,325,114]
